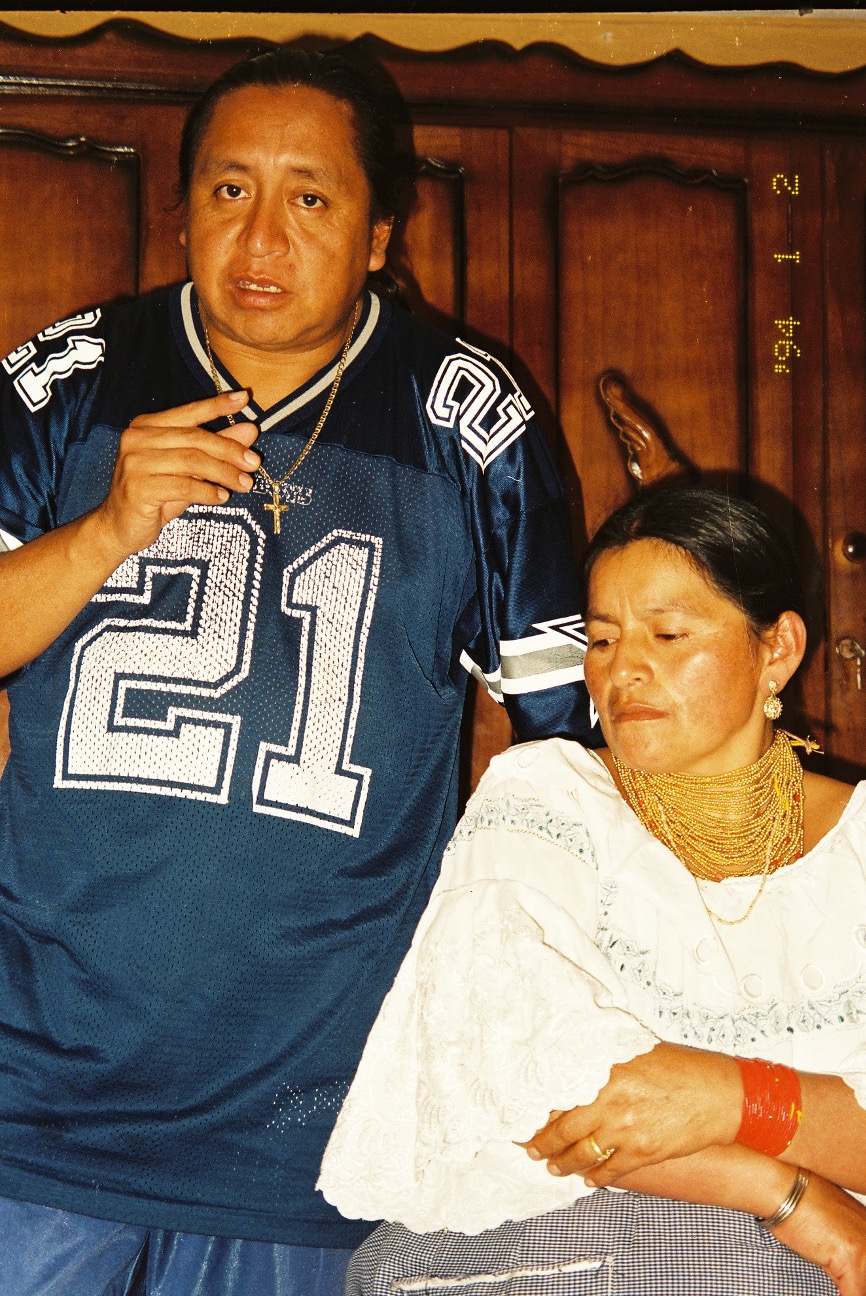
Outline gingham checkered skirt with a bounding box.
[347,1191,835,1295]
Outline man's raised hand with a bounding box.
[94,391,260,562]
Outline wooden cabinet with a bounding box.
[1,23,865,781]
[509,126,831,760]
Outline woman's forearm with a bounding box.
[612,1143,866,1294]
[785,1072,866,1194]
[530,1044,866,1197]
[611,1141,795,1217]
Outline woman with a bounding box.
[318,486,866,1294]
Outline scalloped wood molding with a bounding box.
[2,10,865,74]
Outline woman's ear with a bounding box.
[762,610,807,690]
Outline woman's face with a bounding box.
[584,538,776,776]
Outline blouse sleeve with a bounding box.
[318,799,658,1235]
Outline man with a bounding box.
[0,47,595,1296]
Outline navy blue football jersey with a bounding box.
[0,284,596,1246]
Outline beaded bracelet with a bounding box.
[734,1057,802,1157]
[756,1167,811,1229]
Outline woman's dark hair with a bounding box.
[583,485,806,632]
[178,46,400,224]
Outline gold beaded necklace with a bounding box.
[201,299,361,535]
[614,731,804,924]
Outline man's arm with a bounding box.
[0,391,259,677]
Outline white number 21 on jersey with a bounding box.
[55,508,382,838]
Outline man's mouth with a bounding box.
[237,279,283,294]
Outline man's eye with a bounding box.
[216,184,245,199]
[588,637,613,650]
[299,193,324,208]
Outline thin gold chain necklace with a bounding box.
[201,299,361,535]
[614,731,804,924]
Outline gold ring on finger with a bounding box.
[586,1134,616,1169]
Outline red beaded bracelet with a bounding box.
[734,1057,802,1157]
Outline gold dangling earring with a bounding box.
[763,680,783,721]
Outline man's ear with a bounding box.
[368,217,393,273]
[762,610,807,691]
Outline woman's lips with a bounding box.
[611,703,667,722]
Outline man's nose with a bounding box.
[242,195,289,257]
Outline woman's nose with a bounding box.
[609,636,650,685]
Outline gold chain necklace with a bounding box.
[614,732,804,924]
[201,299,361,535]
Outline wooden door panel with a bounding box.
[0,130,139,355]
[400,157,465,321]
[513,128,821,512]
[0,94,189,325]
[513,124,833,753]
[397,126,510,347]
[559,164,747,535]
[824,141,866,774]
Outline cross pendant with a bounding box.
[264,484,290,535]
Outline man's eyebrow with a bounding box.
[204,159,332,184]
[204,159,252,174]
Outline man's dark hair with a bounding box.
[178,46,400,224]
[583,485,806,633]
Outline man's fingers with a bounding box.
[218,420,260,449]
[119,426,259,489]
[132,471,236,513]
[159,444,256,494]
[132,389,249,429]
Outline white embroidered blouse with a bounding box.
[317,739,866,1235]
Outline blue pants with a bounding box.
[0,1194,354,1296]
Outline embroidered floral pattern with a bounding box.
[447,793,595,862]
[596,876,866,1050]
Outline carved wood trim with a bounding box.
[0,125,139,165]
[560,158,748,195]
[0,20,865,125]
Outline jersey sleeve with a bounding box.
[0,310,106,541]
[430,339,599,744]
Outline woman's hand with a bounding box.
[523,1042,741,1184]
[773,1174,866,1296]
